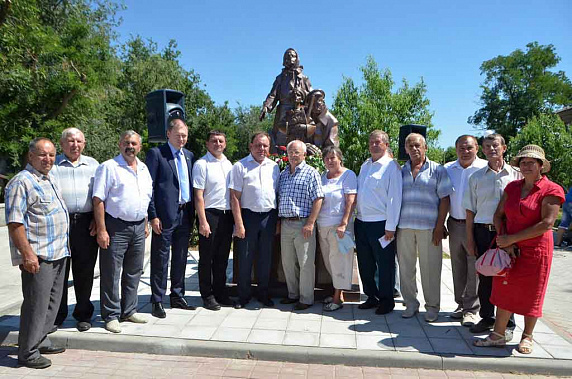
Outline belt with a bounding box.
[281,216,307,221]
[69,212,93,220]
[475,223,496,232]
[178,202,191,211]
[206,208,232,215]
[449,217,466,224]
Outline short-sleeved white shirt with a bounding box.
[192,151,232,210]
[229,154,279,212]
[317,169,357,227]
[444,157,487,220]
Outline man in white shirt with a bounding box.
[444,135,487,327]
[51,128,99,332]
[463,133,521,336]
[230,132,280,308]
[92,130,153,333]
[193,131,234,311]
[355,130,402,315]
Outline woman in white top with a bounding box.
[317,146,358,311]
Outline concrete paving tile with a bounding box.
[133,324,183,338]
[289,310,322,321]
[283,331,320,347]
[179,325,217,340]
[154,313,195,325]
[247,329,285,345]
[335,365,364,377]
[195,306,233,316]
[286,319,321,333]
[393,336,434,352]
[356,334,394,350]
[531,332,571,346]
[250,372,280,379]
[258,308,291,320]
[352,321,391,335]
[540,344,572,359]
[320,320,355,334]
[210,326,251,342]
[319,333,356,349]
[422,325,463,339]
[507,341,553,359]
[186,314,227,327]
[223,368,253,377]
[445,370,477,378]
[388,322,426,337]
[467,343,511,357]
[418,368,448,377]
[429,337,472,354]
[253,317,288,330]
[220,315,257,329]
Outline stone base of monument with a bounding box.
[231,235,361,303]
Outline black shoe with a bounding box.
[358,298,379,310]
[258,298,275,307]
[47,325,58,334]
[216,297,235,307]
[170,297,196,310]
[234,301,249,309]
[280,297,299,304]
[76,321,91,332]
[18,356,51,369]
[39,346,65,355]
[294,302,311,311]
[393,289,401,298]
[470,319,494,333]
[375,303,395,315]
[203,297,221,311]
[152,302,166,318]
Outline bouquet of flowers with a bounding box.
[270,145,325,173]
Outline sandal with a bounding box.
[473,331,507,347]
[518,333,534,354]
[323,302,343,312]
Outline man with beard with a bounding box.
[92,130,153,333]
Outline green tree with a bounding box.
[469,42,572,139]
[0,0,121,168]
[331,56,437,172]
[507,113,572,190]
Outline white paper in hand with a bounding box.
[378,236,395,249]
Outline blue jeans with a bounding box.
[559,202,572,229]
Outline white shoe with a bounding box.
[123,313,147,324]
[425,310,439,322]
[402,307,418,318]
[462,312,479,327]
[105,320,121,333]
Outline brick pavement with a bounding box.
[0,347,567,378]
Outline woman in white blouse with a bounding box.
[317,146,357,311]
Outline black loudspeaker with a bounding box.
[145,89,186,143]
[398,124,427,161]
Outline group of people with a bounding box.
[5,121,564,369]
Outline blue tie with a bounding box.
[175,150,190,203]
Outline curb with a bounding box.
[1,327,572,376]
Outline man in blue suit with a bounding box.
[146,118,195,318]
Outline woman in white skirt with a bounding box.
[317,146,357,311]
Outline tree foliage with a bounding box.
[232,104,273,160]
[469,42,572,139]
[331,56,437,172]
[507,113,572,190]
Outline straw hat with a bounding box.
[510,144,551,173]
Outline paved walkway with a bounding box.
[0,226,571,376]
[0,347,566,378]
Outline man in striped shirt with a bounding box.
[51,128,99,332]
[5,138,70,369]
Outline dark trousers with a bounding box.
[150,205,192,304]
[474,224,515,328]
[235,208,278,303]
[198,209,234,300]
[55,212,99,325]
[355,219,396,312]
[99,214,146,322]
[18,258,66,362]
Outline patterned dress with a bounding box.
[490,176,564,317]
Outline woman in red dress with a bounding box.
[474,145,564,354]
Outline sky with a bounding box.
[115,0,572,148]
